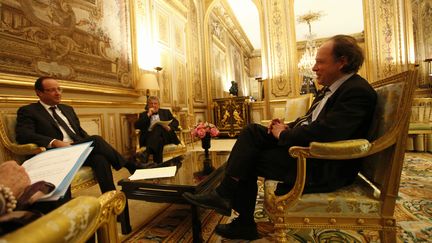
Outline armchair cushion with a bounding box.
[265,177,380,216]
[137,141,187,159]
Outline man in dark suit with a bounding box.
[183,35,378,240]
[15,77,145,194]
[135,96,180,164]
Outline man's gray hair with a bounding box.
[148,96,159,103]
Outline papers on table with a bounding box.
[129,166,177,180]
[22,142,93,201]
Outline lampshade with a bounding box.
[136,73,160,91]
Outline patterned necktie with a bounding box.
[49,106,81,142]
[293,86,330,128]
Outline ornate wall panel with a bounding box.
[211,41,226,98]
[0,0,132,87]
[188,0,205,103]
[411,0,432,86]
[174,58,187,106]
[159,49,173,105]
[107,113,116,148]
[264,0,297,98]
[156,9,170,46]
[155,1,187,108]
[79,114,104,137]
[363,0,413,81]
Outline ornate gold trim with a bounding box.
[0,94,145,108]
[0,73,140,97]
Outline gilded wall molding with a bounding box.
[363,0,413,81]
[265,0,297,98]
[411,0,432,86]
[0,73,139,97]
[0,94,145,108]
[188,0,205,104]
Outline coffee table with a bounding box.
[118,150,230,242]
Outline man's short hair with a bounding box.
[148,96,159,103]
[34,76,53,91]
[329,35,364,73]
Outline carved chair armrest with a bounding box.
[6,143,46,155]
[1,191,126,243]
[271,139,372,205]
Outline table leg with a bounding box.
[191,204,203,243]
[119,198,132,234]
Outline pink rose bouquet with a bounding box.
[191,122,219,138]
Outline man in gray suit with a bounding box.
[16,77,145,194]
[184,35,378,240]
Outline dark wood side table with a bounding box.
[118,151,229,243]
[213,96,251,137]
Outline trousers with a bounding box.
[224,124,297,219]
[75,135,127,193]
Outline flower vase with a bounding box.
[201,132,211,159]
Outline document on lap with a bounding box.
[149,119,172,131]
[21,141,93,201]
[129,166,177,180]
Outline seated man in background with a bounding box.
[183,35,377,240]
[15,77,145,194]
[135,96,180,164]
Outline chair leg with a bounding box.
[273,225,289,243]
[379,229,397,243]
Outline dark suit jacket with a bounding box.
[16,102,89,147]
[279,74,377,193]
[134,108,180,147]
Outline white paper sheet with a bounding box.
[129,166,177,180]
[22,142,93,201]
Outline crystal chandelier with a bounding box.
[297,11,323,79]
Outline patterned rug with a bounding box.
[122,153,432,242]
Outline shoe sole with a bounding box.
[182,193,231,216]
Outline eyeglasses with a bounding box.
[43,87,63,93]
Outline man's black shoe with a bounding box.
[125,158,147,174]
[182,190,232,216]
[137,151,149,163]
[215,218,259,240]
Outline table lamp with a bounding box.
[136,72,160,109]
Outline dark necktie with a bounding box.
[49,106,81,142]
[293,87,330,128]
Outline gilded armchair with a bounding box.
[261,94,313,125]
[125,113,187,162]
[0,112,97,194]
[264,69,417,242]
[0,190,126,243]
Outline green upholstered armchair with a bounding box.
[0,190,126,243]
[0,112,97,194]
[263,69,417,243]
[125,113,187,162]
[406,97,432,152]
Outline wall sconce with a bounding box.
[136,72,160,109]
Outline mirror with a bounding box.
[204,0,262,99]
